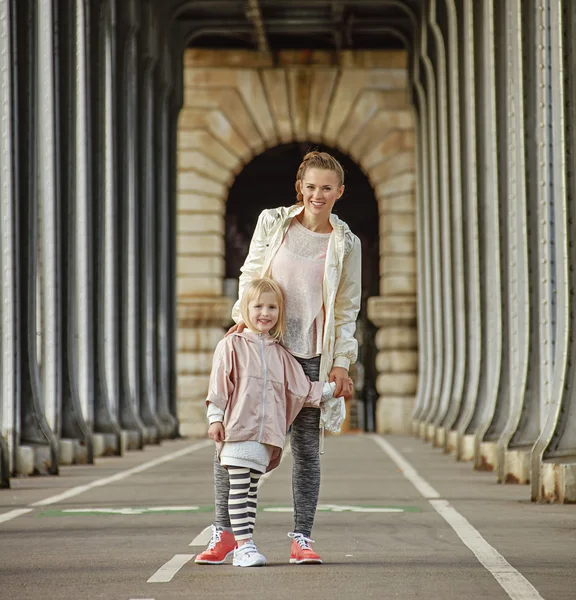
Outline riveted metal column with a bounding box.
[168,75,182,427]
[436,0,466,448]
[419,14,445,441]
[497,0,541,484]
[464,0,503,468]
[57,0,95,462]
[0,0,16,485]
[14,0,59,474]
[411,31,435,437]
[472,0,509,473]
[533,0,576,503]
[427,0,455,448]
[137,1,163,441]
[89,0,123,456]
[450,0,481,458]
[155,40,179,438]
[411,78,431,432]
[38,0,62,451]
[117,0,145,448]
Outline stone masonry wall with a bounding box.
[177,49,417,436]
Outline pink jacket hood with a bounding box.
[206,330,324,471]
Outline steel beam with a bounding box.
[427,0,455,447]
[91,0,124,453]
[469,0,504,471]
[117,0,146,447]
[0,0,16,485]
[436,0,466,446]
[452,0,481,460]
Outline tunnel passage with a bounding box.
[225,143,379,430]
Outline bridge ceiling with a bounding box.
[171,0,420,51]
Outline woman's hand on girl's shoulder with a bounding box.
[225,321,246,337]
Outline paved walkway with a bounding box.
[1,433,574,600]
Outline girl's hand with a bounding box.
[329,367,351,398]
[208,422,225,442]
[225,321,246,336]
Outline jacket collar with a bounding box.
[235,329,279,345]
[282,204,349,236]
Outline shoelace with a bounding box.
[288,532,315,549]
[206,525,222,550]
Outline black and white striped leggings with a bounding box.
[227,467,262,541]
[214,356,321,539]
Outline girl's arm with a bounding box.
[206,338,235,412]
[206,403,224,424]
[231,210,273,324]
[206,403,225,442]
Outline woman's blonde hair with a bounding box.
[240,278,286,340]
[294,150,345,205]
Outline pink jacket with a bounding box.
[206,330,324,471]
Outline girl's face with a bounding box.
[301,168,344,220]
[248,291,279,335]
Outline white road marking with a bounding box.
[0,508,33,524]
[30,440,212,507]
[372,435,545,600]
[263,504,404,513]
[190,525,212,546]
[0,440,212,526]
[59,506,199,515]
[189,440,292,547]
[147,554,195,583]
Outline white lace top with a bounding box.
[270,218,331,359]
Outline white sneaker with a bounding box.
[232,540,267,567]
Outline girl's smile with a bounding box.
[247,291,279,335]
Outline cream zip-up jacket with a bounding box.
[231,205,362,384]
[206,330,325,472]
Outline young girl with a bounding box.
[202,278,338,568]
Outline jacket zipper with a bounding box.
[258,334,267,442]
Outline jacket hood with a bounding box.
[235,329,279,345]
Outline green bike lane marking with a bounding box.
[38,504,421,517]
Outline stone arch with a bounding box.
[176,49,417,436]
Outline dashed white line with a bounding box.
[0,440,213,526]
[30,440,212,508]
[372,435,545,600]
[147,554,195,583]
[0,508,33,524]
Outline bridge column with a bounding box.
[0,0,16,486]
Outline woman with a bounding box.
[195,151,362,565]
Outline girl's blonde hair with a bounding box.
[294,150,345,205]
[240,278,286,341]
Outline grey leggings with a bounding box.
[213,355,321,538]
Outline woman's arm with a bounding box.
[332,235,362,370]
[330,235,362,396]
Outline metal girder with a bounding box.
[0,0,16,485]
[245,0,270,54]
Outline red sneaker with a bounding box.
[195,525,237,564]
[288,532,323,564]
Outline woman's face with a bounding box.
[301,168,344,220]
